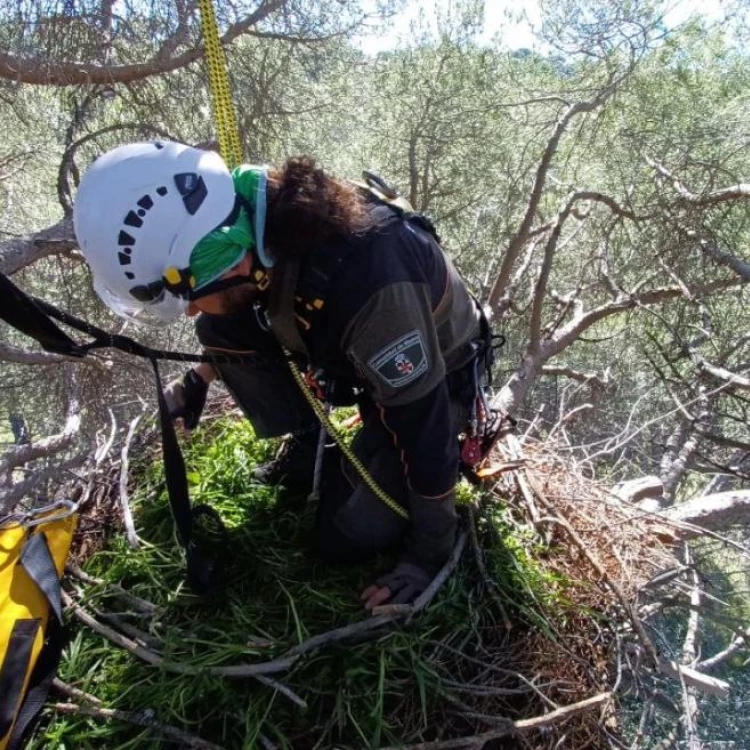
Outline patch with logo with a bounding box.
[368,330,429,388]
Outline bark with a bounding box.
[488,75,626,313]
[0,0,287,86]
[666,491,750,535]
[0,217,77,275]
[0,342,74,365]
[612,476,664,505]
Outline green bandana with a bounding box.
[189,165,268,290]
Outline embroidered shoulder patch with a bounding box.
[368,330,429,388]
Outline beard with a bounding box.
[218,282,259,316]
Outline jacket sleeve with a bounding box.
[342,280,459,498]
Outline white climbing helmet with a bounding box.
[73,141,236,324]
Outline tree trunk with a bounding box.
[667,491,750,535]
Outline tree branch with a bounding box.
[648,158,750,207]
[546,280,738,359]
[666,491,750,535]
[697,626,750,671]
[0,217,77,275]
[488,73,628,312]
[0,0,288,86]
[0,341,75,365]
[379,692,612,750]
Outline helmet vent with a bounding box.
[118,230,136,246]
[125,272,135,279]
[118,252,131,266]
[156,186,168,196]
[124,211,143,228]
[174,173,207,216]
[137,195,154,210]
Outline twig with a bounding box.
[81,410,118,508]
[52,680,226,750]
[505,437,541,524]
[65,562,162,615]
[379,692,612,749]
[254,675,307,709]
[467,505,513,630]
[527,482,661,669]
[412,528,468,612]
[697,625,750,671]
[119,414,142,548]
[66,531,467,687]
[62,590,299,678]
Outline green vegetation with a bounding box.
[34,416,570,749]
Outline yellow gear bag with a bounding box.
[0,510,77,750]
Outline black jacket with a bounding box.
[267,205,481,498]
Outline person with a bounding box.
[73,141,485,608]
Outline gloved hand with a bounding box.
[362,562,432,609]
[361,490,457,610]
[164,369,208,429]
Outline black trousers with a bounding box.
[195,306,467,564]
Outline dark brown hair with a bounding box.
[265,155,369,260]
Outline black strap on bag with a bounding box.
[0,271,247,593]
[0,532,65,750]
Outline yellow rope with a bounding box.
[197,0,243,169]
[286,358,409,520]
[196,0,408,520]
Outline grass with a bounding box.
[31,414,578,750]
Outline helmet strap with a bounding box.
[186,265,269,300]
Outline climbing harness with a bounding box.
[0,502,77,750]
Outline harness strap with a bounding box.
[0,620,40,746]
[0,271,266,367]
[152,357,226,593]
[0,271,84,357]
[19,533,63,623]
[0,270,230,593]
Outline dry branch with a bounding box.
[119,414,143,548]
[612,476,664,505]
[52,680,226,750]
[657,660,729,697]
[666,491,750,535]
[0,0,287,86]
[0,217,76,274]
[65,530,467,680]
[379,692,612,750]
[697,626,750,671]
[0,341,74,365]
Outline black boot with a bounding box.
[253,427,320,491]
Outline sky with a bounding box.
[355,0,728,55]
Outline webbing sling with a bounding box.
[0,512,77,750]
[0,270,242,593]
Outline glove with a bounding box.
[164,369,208,429]
[375,562,432,605]
[368,492,457,607]
[403,489,457,575]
